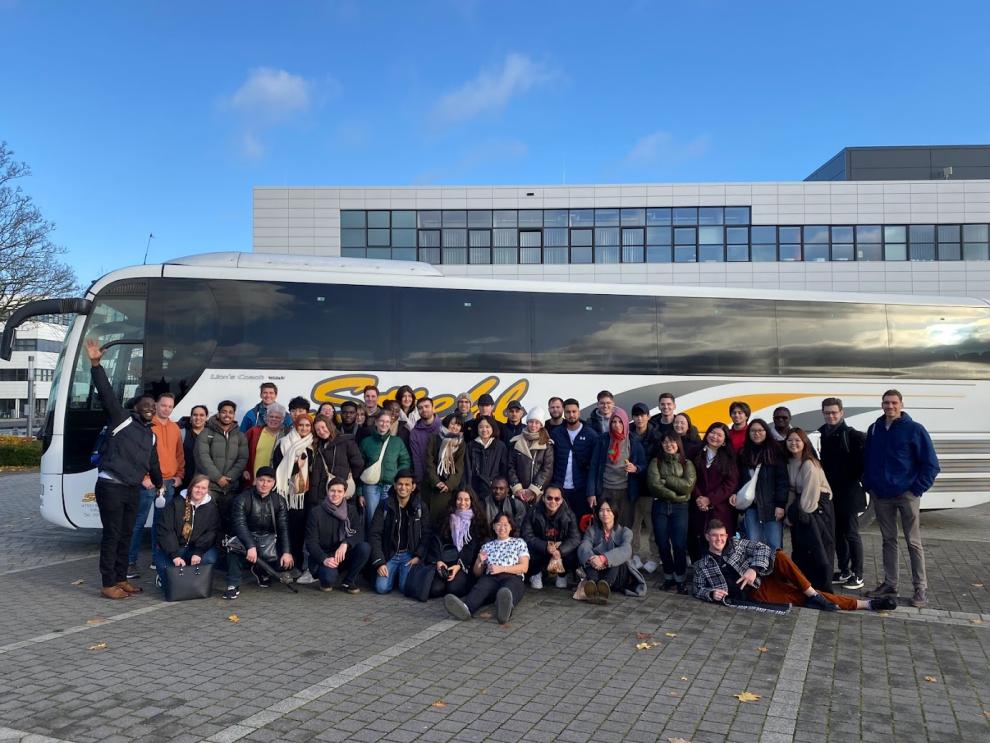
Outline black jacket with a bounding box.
[305,499,363,564]
[178,420,202,490]
[424,519,486,570]
[230,488,291,555]
[368,492,431,566]
[464,438,509,501]
[818,421,867,513]
[499,421,525,448]
[737,456,788,523]
[91,365,163,489]
[507,437,554,497]
[550,422,596,492]
[308,435,364,508]
[521,501,580,558]
[156,493,220,560]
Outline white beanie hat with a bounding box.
[526,406,547,423]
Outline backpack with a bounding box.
[89,417,135,467]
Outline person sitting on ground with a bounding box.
[154,473,220,594]
[508,406,555,508]
[445,513,529,625]
[368,469,431,594]
[574,498,646,603]
[223,466,294,599]
[521,485,580,590]
[422,488,490,599]
[305,478,370,594]
[692,519,896,613]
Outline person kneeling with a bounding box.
[305,478,371,594]
[154,473,220,594]
[222,466,294,599]
[368,469,431,594]
[574,498,647,603]
[693,519,896,613]
[445,513,529,624]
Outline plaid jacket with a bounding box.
[692,538,775,601]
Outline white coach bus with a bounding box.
[2,252,989,529]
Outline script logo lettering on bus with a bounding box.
[311,374,529,420]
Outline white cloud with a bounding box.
[623,131,711,167]
[431,53,557,125]
[228,67,312,124]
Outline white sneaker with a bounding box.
[631,554,644,570]
[529,573,543,590]
[643,560,658,573]
[296,572,317,584]
[555,575,569,589]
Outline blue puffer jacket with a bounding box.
[861,412,940,499]
[550,422,597,492]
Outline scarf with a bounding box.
[323,494,356,540]
[450,508,474,551]
[437,430,463,479]
[276,429,314,509]
[181,497,194,543]
[606,415,627,463]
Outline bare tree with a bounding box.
[0,142,78,319]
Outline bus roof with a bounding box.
[82,251,990,308]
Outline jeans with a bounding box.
[374,550,414,594]
[651,500,689,581]
[154,545,219,592]
[313,541,371,588]
[630,495,658,559]
[874,492,927,590]
[834,505,864,577]
[95,479,139,587]
[743,508,783,553]
[363,483,386,531]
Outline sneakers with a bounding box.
[555,575,569,589]
[495,587,514,624]
[319,584,334,593]
[833,570,852,584]
[126,563,140,579]
[155,574,162,590]
[529,573,543,590]
[222,586,240,600]
[869,596,898,612]
[445,593,471,621]
[115,580,143,594]
[866,582,897,598]
[101,586,129,600]
[583,579,598,603]
[642,560,658,574]
[805,592,839,612]
[341,583,361,595]
[661,577,677,591]
[296,572,317,585]
[843,575,865,590]
[910,588,928,608]
[631,554,644,570]
[596,580,611,604]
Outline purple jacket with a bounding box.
[409,416,442,482]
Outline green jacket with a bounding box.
[359,432,411,486]
[647,453,697,504]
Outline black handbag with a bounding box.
[223,498,279,562]
[164,564,214,602]
[402,563,436,603]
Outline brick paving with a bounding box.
[1,472,988,743]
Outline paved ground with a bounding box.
[1,471,988,743]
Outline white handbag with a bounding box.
[359,435,390,485]
[734,464,760,510]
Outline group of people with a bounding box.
[86,336,940,623]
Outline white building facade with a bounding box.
[0,315,68,421]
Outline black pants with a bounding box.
[527,551,578,577]
[429,569,472,598]
[287,508,307,568]
[585,563,628,589]
[563,488,591,519]
[834,506,864,577]
[95,479,139,588]
[462,573,525,615]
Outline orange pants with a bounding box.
[751,550,859,610]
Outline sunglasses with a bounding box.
[545,496,562,502]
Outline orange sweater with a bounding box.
[152,417,185,481]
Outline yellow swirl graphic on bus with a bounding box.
[311,374,530,421]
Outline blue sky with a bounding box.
[1,0,989,286]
